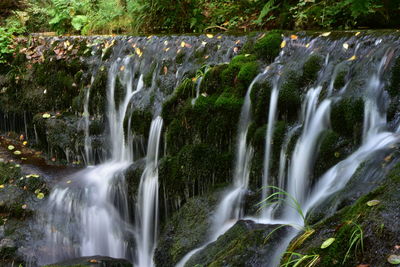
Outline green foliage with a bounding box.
[0,27,15,64]
[331,98,364,141]
[281,252,320,267]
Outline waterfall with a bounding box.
[135,116,163,267]
[83,76,93,165]
[261,80,280,219]
[176,71,267,267]
[40,55,143,265]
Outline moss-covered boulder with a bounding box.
[254,32,282,62]
[154,192,220,267]
[185,220,290,267]
[44,256,132,266]
[286,151,400,267]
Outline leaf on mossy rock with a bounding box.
[0,185,4,189]
[37,192,45,199]
[42,113,51,119]
[13,150,21,155]
[23,141,28,146]
[206,34,214,39]
[21,204,27,209]
[388,254,400,264]
[348,55,357,61]
[280,40,286,48]
[8,145,15,150]
[320,32,331,37]
[26,174,40,178]
[367,200,380,207]
[321,237,335,249]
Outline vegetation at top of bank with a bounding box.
[1,0,399,37]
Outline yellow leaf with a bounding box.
[217,45,221,50]
[321,237,335,249]
[66,180,72,184]
[13,150,21,155]
[42,113,51,119]
[164,47,170,52]
[343,43,349,50]
[245,54,251,57]
[235,40,241,45]
[355,32,361,36]
[206,34,214,39]
[204,55,209,59]
[21,204,27,209]
[8,145,15,150]
[201,41,207,46]
[348,55,357,61]
[280,40,287,48]
[135,47,142,57]
[120,65,125,71]
[0,185,4,189]
[164,40,168,45]
[180,41,186,48]
[290,34,298,40]
[37,193,45,199]
[163,66,168,75]
[217,36,222,39]
[305,43,310,48]
[147,35,153,39]
[367,200,380,207]
[23,141,28,146]
[320,32,331,37]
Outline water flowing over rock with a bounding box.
[1,31,400,267]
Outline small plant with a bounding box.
[258,186,305,222]
[343,222,364,264]
[281,252,320,267]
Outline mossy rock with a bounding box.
[154,192,220,267]
[254,32,282,62]
[302,55,323,86]
[185,220,291,267]
[278,71,302,121]
[43,256,132,266]
[287,153,400,267]
[250,80,272,126]
[331,98,364,142]
[388,55,400,97]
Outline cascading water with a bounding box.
[39,55,144,265]
[135,116,163,267]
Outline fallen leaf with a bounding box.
[201,41,207,46]
[206,34,214,39]
[89,259,99,263]
[321,237,335,249]
[334,152,340,158]
[343,43,349,50]
[280,40,287,48]
[180,41,186,48]
[42,113,51,119]
[13,151,21,155]
[21,204,27,209]
[163,66,168,75]
[384,155,392,162]
[235,40,241,44]
[388,255,400,264]
[217,36,222,39]
[367,200,380,207]
[290,34,298,40]
[164,40,168,46]
[348,55,357,61]
[320,32,331,37]
[135,47,143,57]
[23,141,28,146]
[184,43,192,48]
[66,180,72,184]
[355,32,361,36]
[37,193,45,199]
[8,145,15,150]
[0,185,4,189]
[306,43,310,48]
[120,65,125,71]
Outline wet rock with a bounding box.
[44,256,132,266]
[154,191,220,267]
[185,220,290,267]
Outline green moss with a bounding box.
[302,55,322,85]
[176,50,186,64]
[144,63,156,88]
[250,80,272,126]
[331,98,364,142]
[251,124,267,149]
[388,55,400,97]
[0,162,21,185]
[130,110,153,137]
[201,64,228,95]
[278,71,302,121]
[254,32,282,62]
[334,70,347,90]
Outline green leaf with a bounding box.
[321,237,335,249]
[388,255,400,265]
[71,15,88,31]
[367,199,380,206]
